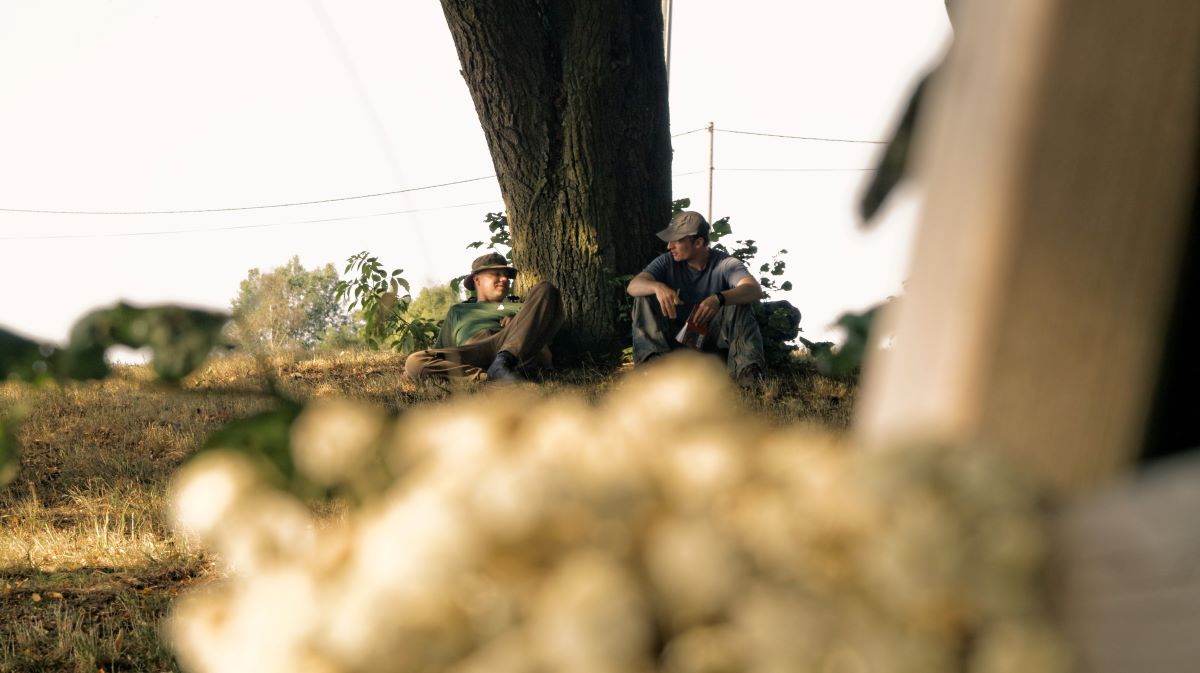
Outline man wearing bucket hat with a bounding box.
[404,252,564,383]
[626,210,767,385]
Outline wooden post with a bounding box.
[706,121,714,223]
[661,0,673,80]
[854,0,1200,494]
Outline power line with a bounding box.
[0,126,886,216]
[717,167,877,172]
[0,199,504,241]
[0,175,498,216]
[0,163,876,241]
[717,128,887,145]
[303,0,433,268]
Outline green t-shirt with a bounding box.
[436,300,524,347]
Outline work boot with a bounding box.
[485,351,526,383]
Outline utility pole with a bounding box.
[706,121,715,223]
[662,0,673,80]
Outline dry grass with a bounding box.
[0,370,260,673]
[0,349,855,672]
[1,564,205,673]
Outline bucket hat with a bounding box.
[464,252,517,291]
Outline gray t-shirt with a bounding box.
[641,249,753,321]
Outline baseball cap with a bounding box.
[656,211,710,242]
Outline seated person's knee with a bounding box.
[528,280,560,300]
[404,350,433,380]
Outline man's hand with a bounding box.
[499,315,513,329]
[626,273,685,319]
[654,283,684,319]
[691,294,721,327]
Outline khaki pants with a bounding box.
[405,281,564,382]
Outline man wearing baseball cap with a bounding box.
[625,210,766,385]
[404,251,563,383]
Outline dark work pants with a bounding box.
[631,295,766,377]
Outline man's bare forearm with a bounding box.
[626,273,663,297]
[716,281,763,305]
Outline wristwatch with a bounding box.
[714,292,727,306]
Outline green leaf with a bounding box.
[780,281,793,291]
[798,336,834,355]
[796,306,881,380]
[397,278,411,292]
[712,217,733,237]
[201,400,303,482]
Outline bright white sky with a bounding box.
[0,0,951,347]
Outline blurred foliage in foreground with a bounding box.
[800,305,882,381]
[0,303,229,489]
[168,354,1067,673]
[2,304,228,385]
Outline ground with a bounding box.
[0,350,855,672]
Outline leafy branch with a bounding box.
[798,305,880,380]
[458,211,513,296]
[335,251,438,353]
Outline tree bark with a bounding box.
[440,0,672,354]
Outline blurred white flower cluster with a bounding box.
[167,353,1069,673]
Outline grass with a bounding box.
[0,349,855,672]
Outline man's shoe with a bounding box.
[486,351,526,383]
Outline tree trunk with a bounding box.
[440,0,672,354]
